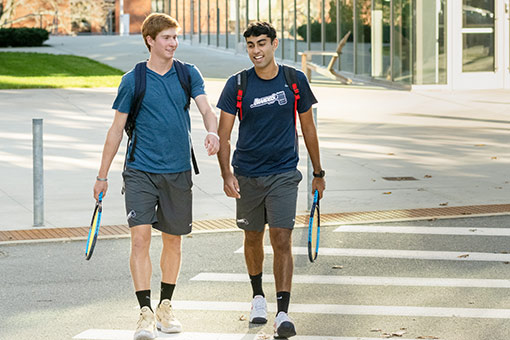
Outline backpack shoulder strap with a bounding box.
[173,59,192,111]
[282,65,300,128]
[234,69,248,121]
[173,59,199,175]
[125,61,147,162]
[282,64,300,99]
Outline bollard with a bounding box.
[307,107,318,210]
[33,118,44,227]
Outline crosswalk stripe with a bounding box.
[234,246,510,262]
[190,272,510,288]
[73,329,423,340]
[334,225,510,236]
[150,300,510,319]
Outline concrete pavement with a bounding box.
[0,35,509,231]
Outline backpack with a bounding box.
[123,59,199,177]
[235,64,301,129]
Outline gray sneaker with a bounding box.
[249,295,268,324]
[133,306,158,340]
[274,311,296,339]
[155,299,182,333]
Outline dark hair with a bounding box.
[243,22,277,42]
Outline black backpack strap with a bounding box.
[282,65,300,129]
[121,61,147,194]
[124,61,147,164]
[173,59,192,111]
[235,69,248,121]
[173,59,199,175]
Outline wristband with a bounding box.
[207,131,220,140]
[96,176,108,182]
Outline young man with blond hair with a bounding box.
[93,13,219,340]
[217,22,325,338]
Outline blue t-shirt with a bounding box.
[217,65,317,177]
[113,62,206,173]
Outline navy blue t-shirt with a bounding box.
[217,65,317,177]
[113,62,205,173]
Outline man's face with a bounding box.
[147,27,179,59]
[245,34,278,68]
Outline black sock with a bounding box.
[160,282,176,304]
[136,290,152,312]
[249,272,265,298]
[276,291,290,314]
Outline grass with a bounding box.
[0,52,124,89]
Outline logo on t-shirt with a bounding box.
[250,91,287,108]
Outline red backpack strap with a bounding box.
[235,70,248,121]
[282,65,300,129]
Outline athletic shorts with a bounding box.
[122,167,193,235]
[235,169,302,232]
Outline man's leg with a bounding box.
[269,227,293,306]
[244,230,265,278]
[244,229,268,324]
[160,232,182,284]
[155,232,183,333]
[269,227,296,338]
[130,224,153,307]
[130,224,158,340]
[160,232,182,301]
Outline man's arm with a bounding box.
[194,94,220,156]
[299,107,326,199]
[93,110,128,200]
[217,110,240,198]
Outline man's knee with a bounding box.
[244,230,264,248]
[162,233,182,253]
[130,225,152,255]
[270,228,292,254]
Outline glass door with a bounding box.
[452,0,504,89]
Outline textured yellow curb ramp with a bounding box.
[1,204,509,244]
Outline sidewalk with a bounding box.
[0,35,509,232]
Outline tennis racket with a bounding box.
[85,192,103,260]
[307,190,320,263]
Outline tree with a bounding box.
[0,0,69,34]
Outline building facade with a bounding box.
[150,0,507,89]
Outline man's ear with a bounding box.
[146,35,155,48]
[272,37,279,50]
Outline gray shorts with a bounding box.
[122,167,193,235]
[235,169,302,232]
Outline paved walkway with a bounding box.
[0,35,509,231]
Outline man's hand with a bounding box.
[93,180,108,201]
[204,133,220,156]
[222,173,241,199]
[312,177,325,200]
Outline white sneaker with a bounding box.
[156,299,182,333]
[249,295,268,324]
[133,306,158,340]
[274,311,296,339]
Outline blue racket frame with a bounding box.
[307,190,320,262]
[85,192,103,260]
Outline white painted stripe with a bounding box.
[191,272,510,288]
[140,300,510,319]
[73,329,422,340]
[334,225,510,236]
[234,246,510,262]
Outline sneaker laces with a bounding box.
[137,310,154,330]
[159,302,176,320]
[252,297,266,312]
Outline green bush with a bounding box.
[296,21,373,43]
[0,28,49,47]
[297,21,355,43]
